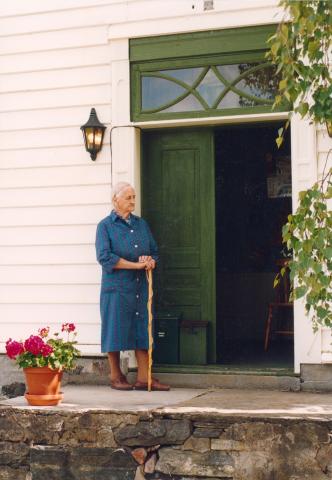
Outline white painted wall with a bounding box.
[317,125,332,364]
[0,0,114,354]
[1,0,331,367]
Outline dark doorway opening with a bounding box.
[215,122,294,368]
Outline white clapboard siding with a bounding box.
[0,164,110,188]
[0,0,145,355]
[0,303,100,325]
[0,0,121,17]
[0,225,98,246]
[0,126,110,150]
[0,264,100,284]
[317,152,331,179]
[0,145,111,168]
[0,85,111,112]
[0,323,100,346]
[0,303,102,353]
[0,26,108,56]
[317,128,332,154]
[0,184,111,208]
[1,66,111,95]
[1,45,111,74]
[317,128,332,179]
[0,205,109,227]
[0,244,96,264]
[1,127,86,149]
[0,1,191,37]
[0,5,123,36]
[317,126,332,360]
[0,108,110,136]
[0,284,99,303]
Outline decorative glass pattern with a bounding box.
[141,63,279,114]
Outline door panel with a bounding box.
[142,129,216,362]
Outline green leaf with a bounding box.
[279,79,288,90]
[294,286,307,299]
[323,247,332,259]
[276,136,283,148]
[317,306,328,320]
[297,102,309,117]
[271,41,281,56]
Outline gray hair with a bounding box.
[111,181,133,205]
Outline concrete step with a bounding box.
[127,371,300,392]
[62,359,300,391]
[8,355,332,393]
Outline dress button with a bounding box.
[136,312,139,316]
[136,294,139,298]
[130,230,134,233]
[136,277,139,282]
[134,244,138,248]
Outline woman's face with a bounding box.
[114,186,136,215]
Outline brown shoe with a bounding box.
[134,378,170,391]
[110,375,133,391]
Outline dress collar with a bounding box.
[110,210,137,224]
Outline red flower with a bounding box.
[5,324,80,369]
[61,323,76,333]
[40,344,53,357]
[5,339,24,359]
[38,327,50,338]
[24,335,46,355]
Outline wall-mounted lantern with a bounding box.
[80,108,106,161]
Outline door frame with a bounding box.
[109,7,320,371]
[111,112,318,373]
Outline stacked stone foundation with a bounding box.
[1,407,332,480]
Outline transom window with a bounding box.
[141,63,278,114]
[130,25,288,121]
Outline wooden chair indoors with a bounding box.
[264,259,294,351]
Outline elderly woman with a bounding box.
[95,182,170,391]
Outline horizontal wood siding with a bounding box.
[3,0,325,364]
[0,225,97,246]
[316,125,332,358]
[317,126,332,179]
[0,1,114,354]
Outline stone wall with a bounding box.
[1,408,332,480]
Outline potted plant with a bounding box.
[5,323,80,406]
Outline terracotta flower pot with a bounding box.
[23,367,63,406]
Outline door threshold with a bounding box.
[150,364,297,377]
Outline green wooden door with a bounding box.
[142,129,216,363]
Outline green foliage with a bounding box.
[267,0,332,146]
[281,174,332,331]
[268,0,332,332]
[47,337,80,370]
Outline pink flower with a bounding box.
[40,344,53,357]
[24,335,46,355]
[5,324,80,369]
[61,323,76,333]
[38,327,50,338]
[5,339,24,359]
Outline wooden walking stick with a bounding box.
[146,269,153,392]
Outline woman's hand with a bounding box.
[146,259,156,270]
[138,256,156,270]
[136,261,149,270]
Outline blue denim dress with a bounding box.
[95,211,158,352]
